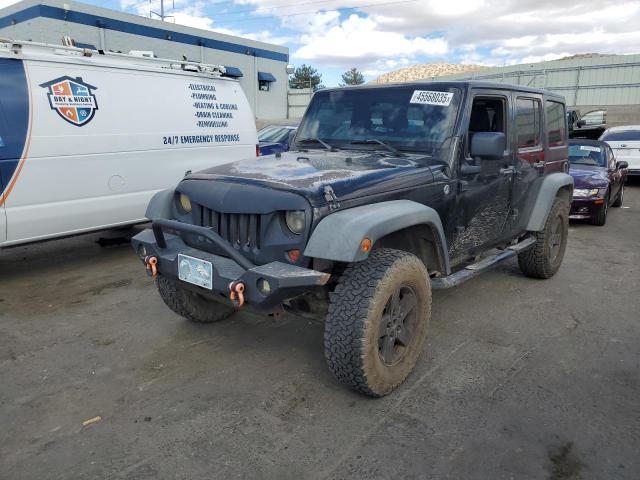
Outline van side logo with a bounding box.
[40,76,98,127]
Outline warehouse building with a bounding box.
[0,0,290,120]
[437,54,640,126]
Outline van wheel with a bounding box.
[518,198,569,279]
[156,275,235,323]
[324,249,431,397]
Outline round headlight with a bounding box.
[179,193,192,213]
[285,210,306,235]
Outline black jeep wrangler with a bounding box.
[133,81,573,397]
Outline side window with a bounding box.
[516,97,541,149]
[545,100,566,147]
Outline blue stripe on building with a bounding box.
[0,5,289,63]
[0,58,30,196]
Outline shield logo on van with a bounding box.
[40,76,98,127]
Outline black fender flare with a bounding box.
[303,200,450,274]
[145,188,175,220]
[526,173,574,231]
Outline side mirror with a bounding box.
[576,119,586,128]
[470,132,506,160]
[617,160,629,170]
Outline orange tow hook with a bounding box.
[144,256,158,278]
[229,281,246,308]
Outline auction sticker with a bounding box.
[580,145,601,152]
[410,90,454,106]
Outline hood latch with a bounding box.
[323,185,341,210]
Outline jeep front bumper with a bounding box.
[132,219,331,310]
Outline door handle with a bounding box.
[500,166,516,175]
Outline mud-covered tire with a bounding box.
[612,185,624,207]
[518,198,569,279]
[156,275,235,323]
[590,193,609,226]
[324,249,431,397]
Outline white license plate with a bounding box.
[178,254,213,290]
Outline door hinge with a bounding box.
[323,185,341,210]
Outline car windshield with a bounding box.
[600,130,640,142]
[258,126,293,143]
[296,86,462,153]
[568,144,606,167]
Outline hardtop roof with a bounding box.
[322,80,565,102]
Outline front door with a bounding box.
[449,91,514,259]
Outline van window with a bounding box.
[546,101,566,147]
[516,98,541,149]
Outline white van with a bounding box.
[0,39,257,247]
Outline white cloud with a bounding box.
[294,14,448,68]
[116,0,640,76]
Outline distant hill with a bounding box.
[371,63,486,84]
[557,53,612,61]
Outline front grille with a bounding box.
[192,204,261,252]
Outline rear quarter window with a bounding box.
[545,100,566,147]
[516,97,541,149]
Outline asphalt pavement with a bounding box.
[1,183,639,480]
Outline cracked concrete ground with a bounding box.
[1,183,639,480]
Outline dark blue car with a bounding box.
[258,124,298,156]
[568,139,628,225]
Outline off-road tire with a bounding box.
[518,197,569,279]
[590,192,609,226]
[324,249,431,397]
[612,185,624,207]
[156,275,235,323]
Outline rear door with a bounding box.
[511,94,545,233]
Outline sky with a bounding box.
[2,0,640,86]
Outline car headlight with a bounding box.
[179,193,192,213]
[285,210,306,235]
[573,188,599,198]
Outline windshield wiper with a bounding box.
[297,137,336,151]
[351,139,405,157]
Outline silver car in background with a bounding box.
[600,126,640,178]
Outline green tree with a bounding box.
[288,64,324,91]
[340,67,365,86]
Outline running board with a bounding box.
[431,236,536,290]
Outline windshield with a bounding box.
[568,144,606,167]
[296,86,462,152]
[600,130,640,142]
[258,126,294,143]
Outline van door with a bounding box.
[0,171,5,245]
[0,98,6,244]
[0,58,30,245]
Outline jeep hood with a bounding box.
[187,150,436,206]
[569,165,609,189]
